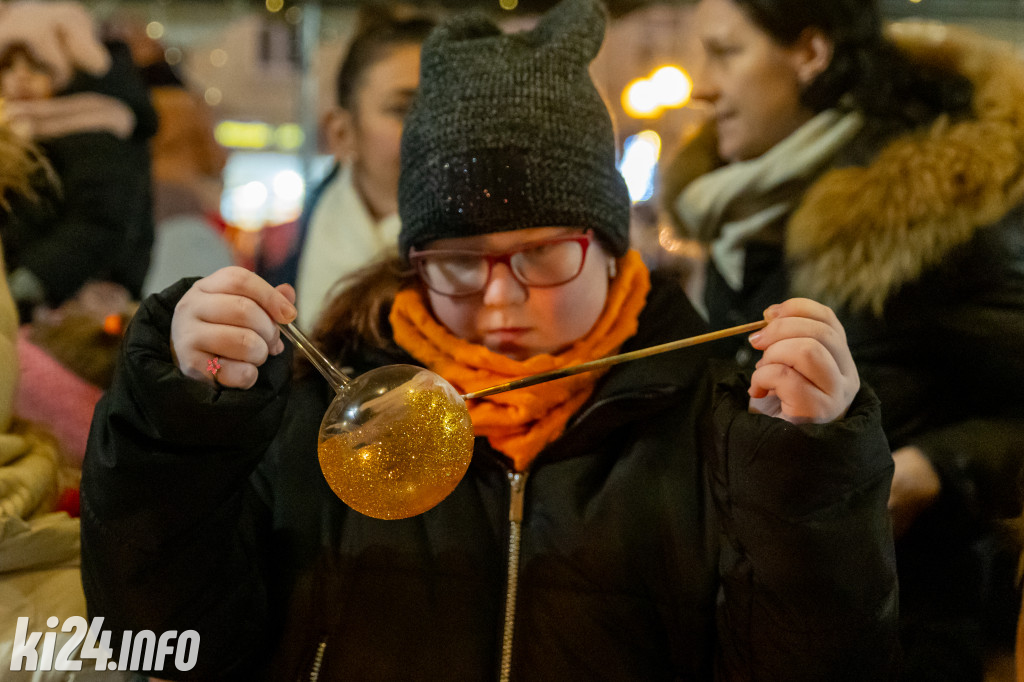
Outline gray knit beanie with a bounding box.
[397,0,630,258]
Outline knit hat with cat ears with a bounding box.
[397,0,630,257]
[0,0,111,91]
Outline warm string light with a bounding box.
[622,65,692,119]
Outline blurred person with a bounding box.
[260,6,436,330]
[0,0,155,320]
[104,15,236,296]
[665,0,1024,678]
[80,1,898,679]
[0,119,135,682]
[16,280,135,473]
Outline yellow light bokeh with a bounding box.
[214,121,308,151]
[210,49,228,68]
[650,66,692,108]
[274,124,305,151]
[215,121,272,149]
[146,22,165,40]
[499,0,519,9]
[623,79,659,118]
[266,0,284,13]
[622,64,693,119]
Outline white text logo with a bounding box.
[10,617,199,673]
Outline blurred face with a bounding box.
[333,43,421,218]
[692,0,824,162]
[422,227,615,360]
[0,52,54,101]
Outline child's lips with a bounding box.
[486,327,530,341]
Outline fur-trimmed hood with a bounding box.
[668,22,1024,314]
[789,22,1024,313]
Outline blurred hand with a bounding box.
[746,298,860,424]
[170,266,297,389]
[889,445,941,539]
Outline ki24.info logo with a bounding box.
[9,616,199,673]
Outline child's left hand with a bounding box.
[746,298,860,424]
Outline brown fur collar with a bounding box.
[788,22,1024,314]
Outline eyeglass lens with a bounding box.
[418,238,587,296]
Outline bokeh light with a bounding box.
[622,65,693,119]
[146,21,165,40]
[618,130,662,203]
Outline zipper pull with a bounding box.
[507,471,528,523]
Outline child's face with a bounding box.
[422,227,614,360]
[0,52,55,101]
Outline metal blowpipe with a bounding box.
[460,319,768,400]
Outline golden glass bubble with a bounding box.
[317,365,474,520]
[279,323,473,520]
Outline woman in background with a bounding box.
[261,7,435,330]
[666,0,1024,678]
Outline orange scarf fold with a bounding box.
[390,250,650,471]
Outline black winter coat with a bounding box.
[81,274,898,681]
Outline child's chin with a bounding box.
[489,341,530,361]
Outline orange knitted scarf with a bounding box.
[390,250,650,471]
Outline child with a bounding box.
[81,1,898,679]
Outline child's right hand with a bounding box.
[170,266,297,389]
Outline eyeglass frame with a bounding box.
[408,232,594,298]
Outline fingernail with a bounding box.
[281,302,297,321]
[763,304,780,320]
[748,331,762,345]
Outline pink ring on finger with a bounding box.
[207,356,222,378]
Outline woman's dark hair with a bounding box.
[733,0,973,128]
[335,6,436,110]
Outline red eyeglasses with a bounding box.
[409,233,592,297]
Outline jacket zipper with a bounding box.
[499,470,528,682]
[306,637,327,682]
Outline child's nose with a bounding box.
[482,262,527,305]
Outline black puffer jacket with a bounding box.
[81,274,898,681]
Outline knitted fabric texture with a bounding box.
[397,0,630,258]
[390,250,650,472]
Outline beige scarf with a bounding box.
[675,108,864,291]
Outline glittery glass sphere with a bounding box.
[318,365,474,520]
